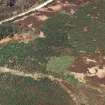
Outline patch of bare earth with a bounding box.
[0,33,34,46]
[70,50,105,85]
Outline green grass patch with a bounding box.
[46,56,74,75]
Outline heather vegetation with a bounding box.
[1,0,105,104]
[0,73,75,105]
[1,0,105,77]
[0,23,20,39]
[0,0,104,89]
[41,0,105,54]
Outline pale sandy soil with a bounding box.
[48,4,63,11]
[0,66,60,81]
[36,15,48,21]
[0,33,33,45]
[70,72,86,83]
[0,37,12,44]
[87,66,105,79]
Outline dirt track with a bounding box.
[0,0,54,25]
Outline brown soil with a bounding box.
[70,51,105,85]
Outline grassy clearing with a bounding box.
[47,56,74,74]
[0,73,75,105]
[46,56,79,84]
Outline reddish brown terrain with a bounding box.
[70,50,105,85]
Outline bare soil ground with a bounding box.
[70,51,105,85]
